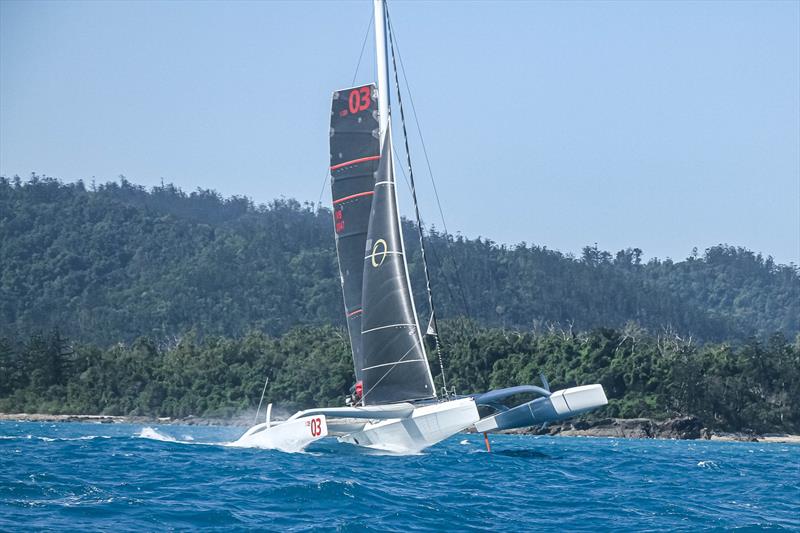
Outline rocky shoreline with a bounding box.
[2,412,798,444]
[0,413,255,427]
[497,416,800,443]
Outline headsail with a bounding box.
[330,84,380,380]
[360,127,437,405]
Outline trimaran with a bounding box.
[233,0,607,454]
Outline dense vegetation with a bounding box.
[0,324,797,433]
[1,176,797,345]
[1,176,798,432]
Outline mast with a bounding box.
[373,0,390,138]
[357,0,437,404]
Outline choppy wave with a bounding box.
[0,434,112,442]
[136,427,229,448]
[1,422,798,531]
[137,427,178,442]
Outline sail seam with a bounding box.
[363,251,403,260]
[362,359,425,371]
[360,342,420,403]
[362,323,415,334]
[333,173,375,183]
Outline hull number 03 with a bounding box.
[309,417,323,437]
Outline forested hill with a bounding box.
[1,175,798,345]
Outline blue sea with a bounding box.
[1,422,798,531]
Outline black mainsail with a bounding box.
[360,127,437,405]
[329,84,380,380]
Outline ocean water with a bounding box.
[1,422,798,531]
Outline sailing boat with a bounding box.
[233,0,607,454]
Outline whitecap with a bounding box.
[137,427,177,442]
[23,435,112,442]
[696,460,719,468]
[136,427,219,446]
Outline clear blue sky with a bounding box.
[2,0,798,264]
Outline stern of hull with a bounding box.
[338,397,479,454]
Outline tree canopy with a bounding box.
[1,175,797,345]
[1,324,797,433]
[1,175,798,432]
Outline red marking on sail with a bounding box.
[330,155,380,171]
[347,308,362,318]
[334,207,345,233]
[333,191,373,205]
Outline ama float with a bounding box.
[233,0,607,454]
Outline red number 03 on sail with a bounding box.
[348,86,371,114]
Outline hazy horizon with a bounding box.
[2,0,798,264]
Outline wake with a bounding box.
[137,427,179,442]
[136,427,222,446]
[135,427,417,455]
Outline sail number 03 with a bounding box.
[348,87,371,114]
[309,417,323,437]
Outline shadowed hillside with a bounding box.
[1,175,797,345]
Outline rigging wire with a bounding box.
[391,147,460,322]
[253,377,270,425]
[420,232,461,318]
[316,169,330,207]
[392,145,464,316]
[386,5,449,396]
[318,10,376,211]
[393,142,469,324]
[351,11,375,86]
[384,11,472,320]
[391,145,455,320]
[391,31,450,238]
[391,145,462,342]
[391,145,415,201]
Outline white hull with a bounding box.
[337,397,480,454]
[233,398,479,455]
[229,415,328,453]
[229,385,608,454]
